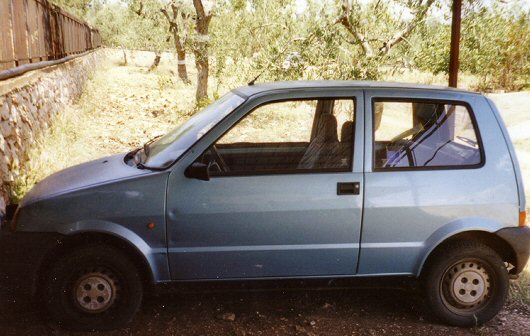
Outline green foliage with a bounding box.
[509,267,530,305]
[463,7,530,91]
[128,0,170,52]
[156,71,175,93]
[62,0,530,92]
[414,23,450,75]
[210,0,436,89]
[49,0,94,18]
[195,97,212,110]
[415,2,530,91]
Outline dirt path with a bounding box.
[1,287,529,336]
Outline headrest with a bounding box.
[415,103,445,129]
[341,121,354,143]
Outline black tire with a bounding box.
[42,245,143,331]
[423,240,509,327]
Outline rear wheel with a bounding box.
[423,241,509,327]
[43,245,143,331]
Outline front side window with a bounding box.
[373,100,482,169]
[143,92,245,168]
[195,98,355,175]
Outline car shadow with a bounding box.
[0,284,433,335]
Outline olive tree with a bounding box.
[191,0,215,105]
[161,0,194,83]
[130,0,170,71]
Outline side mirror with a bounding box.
[184,162,210,181]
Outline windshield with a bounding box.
[141,92,245,168]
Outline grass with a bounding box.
[12,50,199,200]
[12,49,530,306]
[510,265,530,306]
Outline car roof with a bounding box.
[232,80,480,98]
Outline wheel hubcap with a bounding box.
[441,260,491,313]
[74,269,118,313]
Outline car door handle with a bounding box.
[337,182,360,195]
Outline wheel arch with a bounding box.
[37,231,156,295]
[418,230,517,279]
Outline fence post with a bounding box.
[11,0,30,65]
[0,0,16,70]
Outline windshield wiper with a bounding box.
[143,135,163,157]
[136,135,163,169]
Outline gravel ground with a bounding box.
[1,285,529,336]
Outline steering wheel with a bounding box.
[209,145,230,172]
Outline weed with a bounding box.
[509,266,530,306]
[156,71,175,93]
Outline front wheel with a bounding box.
[43,245,143,331]
[423,240,509,327]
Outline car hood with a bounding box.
[20,153,151,206]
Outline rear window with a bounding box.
[373,100,483,169]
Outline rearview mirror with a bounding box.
[184,162,210,181]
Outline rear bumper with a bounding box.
[496,226,530,274]
[0,230,61,297]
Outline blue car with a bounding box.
[1,81,528,330]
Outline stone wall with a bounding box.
[0,51,102,214]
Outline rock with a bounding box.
[294,325,317,336]
[217,312,236,322]
[0,196,5,215]
[0,134,5,152]
[11,93,20,106]
[0,99,9,121]
[322,302,333,309]
[0,121,12,137]
[9,104,18,123]
[294,325,307,333]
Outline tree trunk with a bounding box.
[192,0,213,105]
[175,41,191,84]
[195,51,209,103]
[161,4,192,85]
[121,47,128,66]
[148,51,161,72]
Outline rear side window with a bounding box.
[373,100,483,169]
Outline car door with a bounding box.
[359,89,516,276]
[166,89,365,280]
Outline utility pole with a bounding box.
[448,0,462,88]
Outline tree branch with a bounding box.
[378,0,435,55]
[336,0,374,58]
[133,1,143,16]
[337,0,435,57]
[160,8,175,30]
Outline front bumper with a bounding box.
[0,230,62,297]
[496,226,530,274]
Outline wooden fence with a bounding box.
[0,0,101,71]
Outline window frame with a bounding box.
[201,97,357,177]
[371,98,486,172]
